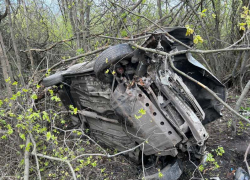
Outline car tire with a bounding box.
[94,43,134,82]
[42,72,64,87]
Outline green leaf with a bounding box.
[22,89,29,93]
[76,48,84,55]
[138,108,146,115]
[31,94,38,100]
[121,29,128,37]
[105,69,109,74]
[48,89,54,96]
[69,105,74,110]
[121,13,127,18]
[46,132,52,141]
[19,133,26,140]
[73,107,78,115]
[134,114,142,119]
[193,35,204,44]
[16,91,21,96]
[207,153,215,162]
[51,96,61,102]
[10,94,17,100]
[158,169,163,178]
[91,161,97,167]
[12,81,18,86]
[7,124,13,135]
[25,142,33,151]
[199,165,204,172]
[202,9,207,13]
[5,77,10,83]
[185,25,194,36]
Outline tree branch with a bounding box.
[37,46,110,84]
[28,132,41,180]
[0,5,8,22]
[45,46,109,72]
[98,34,150,41]
[24,135,30,180]
[29,133,76,180]
[109,0,191,49]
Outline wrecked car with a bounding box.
[42,27,226,179]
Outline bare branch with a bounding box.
[29,133,76,180]
[37,46,110,84]
[28,132,41,180]
[109,0,191,49]
[24,135,30,180]
[98,34,150,41]
[46,46,109,72]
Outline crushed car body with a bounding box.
[42,27,226,179]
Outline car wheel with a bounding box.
[94,43,134,82]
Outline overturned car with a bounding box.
[43,27,226,179]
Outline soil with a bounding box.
[179,91,250,180]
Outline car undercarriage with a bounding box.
[42,27,226,179]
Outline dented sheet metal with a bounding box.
[42,27,227,179]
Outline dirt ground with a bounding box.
[179,90,250,180]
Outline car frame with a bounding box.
[43,27,226,179]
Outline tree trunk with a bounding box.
[232,80,250,136]
[213,0,221,48]
[66,0,76,38]
[58,0,67,24]
[0,33,12,97]
[165,0,168,12]
[6,0,23,84]
[23,0,35,74]
[72,0,80,50]
[0,31,14,83]
[84,0,90,52]
[157,0,163,25]
[240,50,250,75]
